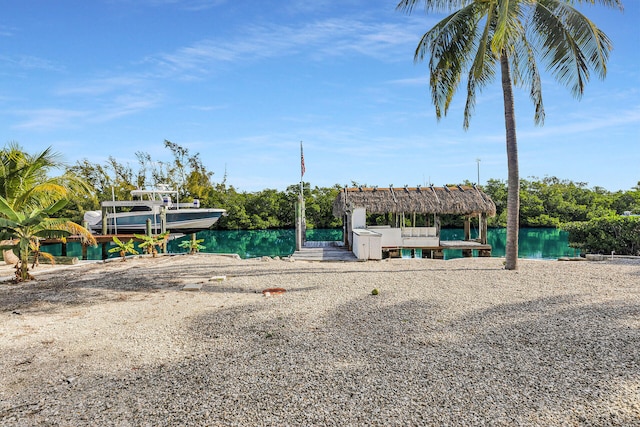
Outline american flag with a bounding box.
[301,142,306,177]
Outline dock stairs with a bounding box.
[291,241,358,262]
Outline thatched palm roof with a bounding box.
[333,185,496,217]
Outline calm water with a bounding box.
[43,228,578,260]
[169,227,577,260]
[439,228,579,260]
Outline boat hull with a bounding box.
[86,209,226,234]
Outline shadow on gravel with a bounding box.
[0,256,505,313]
[4,291,638,426]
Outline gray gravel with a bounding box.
[1,255,639,426]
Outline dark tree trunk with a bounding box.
[500,51,519,270]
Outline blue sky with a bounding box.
[2,0,639,193]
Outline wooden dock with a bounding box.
[292,241,358,262]
[385,240,492,258]
[40,234,151,260]
[439,240,491,251]
[292,239,491,261]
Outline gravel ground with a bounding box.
[0,254,639,426]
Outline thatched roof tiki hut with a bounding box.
[333,185,496,259]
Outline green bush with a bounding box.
[562,216,640,256]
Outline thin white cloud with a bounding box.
[149,0,227,11]
[146,17,421,78]
[188,104,228,111]
[11,93,161,131]
[93,94,162,122]
[388,76,429,86]
[518,105,640,139]
[0,54,62,72]
[108,0,227,11]
[12,109,89,130]
[55,77,143,96]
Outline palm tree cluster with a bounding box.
[397,0,622,269]
[0,143,95,281]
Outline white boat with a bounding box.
[83,186,226,234]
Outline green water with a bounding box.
[438,228,579,260]
[167,228,342,258]
[42,228,577,260]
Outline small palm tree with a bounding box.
[134,232,169,257]
[0,196,96,281]
[179,236,205,254]
[109,236,139,262]
[397,0,621,269]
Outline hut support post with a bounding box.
[347,214,352,251]
[464,216,471,241]
[343,214,348,246]
[462,215,472,257]
[480,213,488,245]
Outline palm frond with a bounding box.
[0,195,18,220]
[561,4,612,79]
[0,144,88,212]
[34,250,56,265]
[420,4,480,120]
[33,228,71,239]
[62,221,97,246]
[16,182,68,210]
[397,0,473,14]
[574,0,623,10]
[492,0,514,53]
[464,2,498,129]
[0,217,19,230]
[532,0,612,98]
[511,32,545,125]
[44,198,69,215]
[38,219,97,246]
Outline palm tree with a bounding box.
[397,0,622,269]
[0,196,96,281]
[0,143,93,263]
[0,142,90,211]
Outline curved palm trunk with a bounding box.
[500,51,519,270]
